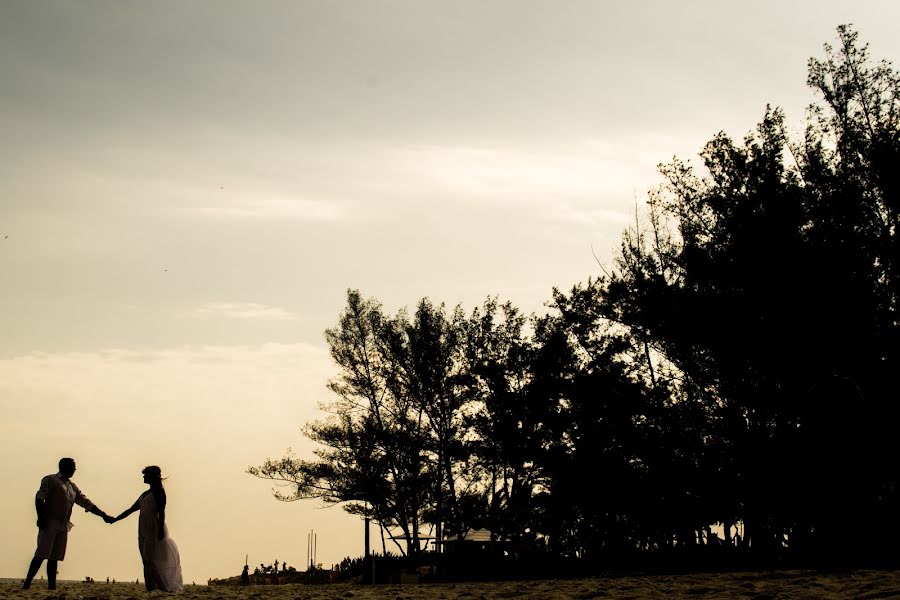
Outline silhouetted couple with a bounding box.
[23,458,183,593]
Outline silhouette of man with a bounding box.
[22,458,111,590]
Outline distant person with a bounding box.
[240,564,250,585]
[109,466,183,592]
[22,458,112,590]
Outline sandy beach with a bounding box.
[5,570,900,600]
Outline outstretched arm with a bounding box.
[72,482,110,522]
[109,500,140,524]
[87,505,112,522]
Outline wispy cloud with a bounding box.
[191,192,344,221]
[0,341,335,437]
[184,302,297,321]
[395,142,661,207]
[545,204,633,227]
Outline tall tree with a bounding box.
[461,299,544,544]
[249,290,433,558]
[386,299,469,547]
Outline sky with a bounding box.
[2,0,899,585]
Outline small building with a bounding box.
[439,529,512,580]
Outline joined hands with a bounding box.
[103,514,117,524]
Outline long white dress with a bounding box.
[138,491,183,593]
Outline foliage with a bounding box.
[251,26,900,571]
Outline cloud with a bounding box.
[0,341,336,448]
[183,302,297,321]
[545,204,633,227]
[393,142,664,210]
[190,192,345,221]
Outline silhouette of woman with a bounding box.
[111,466,183,592]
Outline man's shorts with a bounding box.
[35,525,68,561]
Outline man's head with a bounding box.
[58,458,76,478]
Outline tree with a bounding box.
[249,290,433,558]
[386,299,468,548]
[460,298,545,544]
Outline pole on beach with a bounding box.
[365,517,370,559]
[364,514,372,584]
[307,529,317,571]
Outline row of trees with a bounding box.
[250,26,900,568]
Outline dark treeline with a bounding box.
[249,27,900,574]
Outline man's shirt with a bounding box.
[36,473,95,531]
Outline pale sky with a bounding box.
[2,0,898,584]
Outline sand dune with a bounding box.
[5,570,900,600]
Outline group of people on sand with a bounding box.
[22,458,183,593]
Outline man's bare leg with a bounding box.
[47,559,58,590]
[23,557,44,589]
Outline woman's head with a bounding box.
[142,465,164,485]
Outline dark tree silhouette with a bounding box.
[460,299,545,544]
[584,24,900,561]
[249,290,433,558]
[252,27,900,573]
